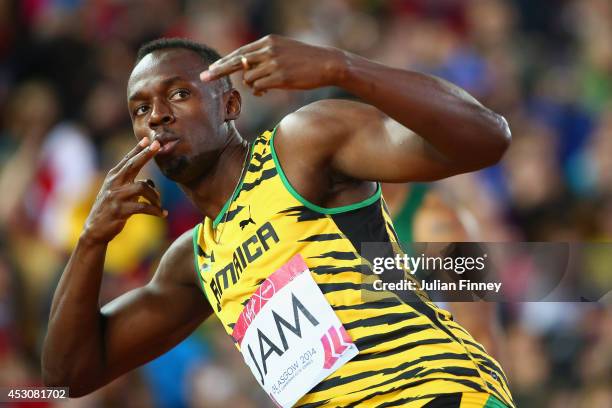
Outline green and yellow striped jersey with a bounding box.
[193,128,514,408]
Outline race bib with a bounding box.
[232,254,358,408]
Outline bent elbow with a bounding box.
[41,369,71,393]
[483,112,512,167]
[41,373,95,398]
[41,359,96,398]
[496,114,512,154]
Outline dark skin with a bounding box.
[42,35,511,396]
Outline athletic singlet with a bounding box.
[193,128,515,407]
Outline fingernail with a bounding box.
[162,209,168,217]
[145,179,156,188]
[150,140,160,151]
[200,71,212,81]
[139,137,149,147]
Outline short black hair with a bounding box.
[135,37,232,89]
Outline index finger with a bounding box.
[201,55,243,81]
[213,36,269,69]
[201,37,268,81]
[116,139,160,182]
[110,137,150,174]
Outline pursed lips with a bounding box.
[152,132,180,154]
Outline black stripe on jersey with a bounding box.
[295,399,330,408]
[378,393,463,408]
[449,377,490,393]
[317,282,364,293]
[308,361,425,395]
[392,297,464,348]
[379,392,461,408]
[450,323,473,337]
[343,312,418,331]
[421,392,462,408]
[359,361,482,395]
[241,167,277,191]
[310,353,478,395]
[475,357,509,386]
[278,205,328,222]
[196,244,206,257]
[223,204,245,224]
[342,386,403,408]
[352,338,454,362]
[311,265,363,275]
[459,337,488,354]
[253,135,268,147]
[309,251,358,261]
[249,153,272,172]
[298,233,344,242]
[330,200,394,265]
[386,220,402,245]
[354,324,435,351]
[331,298,401,310]
[341,378,484,408]
[343,369,484,407]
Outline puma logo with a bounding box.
[239,205,256,230]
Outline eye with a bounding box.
[169,89,190,101]
[134,105,149,117]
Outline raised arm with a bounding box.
[42,139,211,397]
[203,35,511,183]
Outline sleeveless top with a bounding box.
[193,128,514,407]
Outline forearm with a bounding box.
[42,233,108,391]
[334,52,511,167]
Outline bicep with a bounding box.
[284,99,466,183]
[333,108,463,182]
[99,230,212,382]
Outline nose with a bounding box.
[148,99,175,128]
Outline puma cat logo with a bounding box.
[239,206,256,230]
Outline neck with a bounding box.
[180,123,249,220]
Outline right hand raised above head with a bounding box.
[81,137,167,245]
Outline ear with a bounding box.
[224,89,242,121]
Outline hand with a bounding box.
[81,138,166,245]
[200,35,346,96]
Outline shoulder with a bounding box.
[274,99,383,175]
[274,99,382,155]
[271,99,381,205]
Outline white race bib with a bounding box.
[232,254,358,408]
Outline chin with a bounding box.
[158,156,190,182]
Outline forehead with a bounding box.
[128,49,208,97]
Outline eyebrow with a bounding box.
[128,75,186,101]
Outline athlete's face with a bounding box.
[127,49,233,184]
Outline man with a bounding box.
[43,35,513,407]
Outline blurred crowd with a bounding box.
[0,0,611,407]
